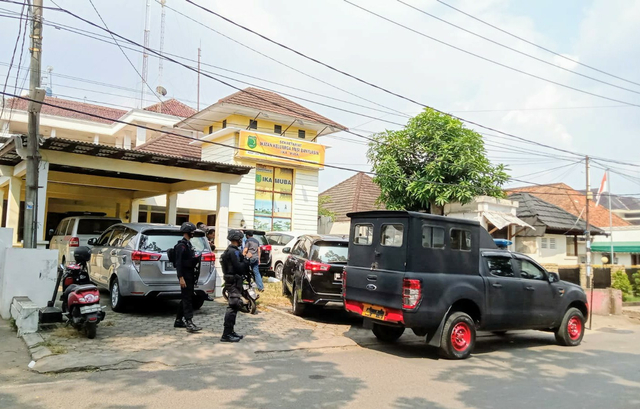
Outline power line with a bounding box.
[396,0,640,96]
[0,0,26,120]
[435,0,640,88]
[344,0,640,109]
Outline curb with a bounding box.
[264,305,320,327]
[21,332,55,364]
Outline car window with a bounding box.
[450,229,472,251]
[138,231,208,253]
[353,224,373,246]
[422,225,445,249]
[96,228,114,246]
[253,234,268,246]
[291,239,306,258]
[266,234,280,245]
[310,242,348,263]
[485,256,515,278]
[55,220,69,236]
[279,234,294,245]
[77,219,120,235]
[65,220,75,235]
[108,227,126,247]
[381,224,403,247]
[515,259,546,281]
[121,229,138,248]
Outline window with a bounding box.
[550,238,556,250]
[108,226,126,247]
[65,220,75,235]
[485,256,515,278]
[298,129,305,139]
[515,259,546,281]
[541,238,548,249]
[54,220,69,236]
[632,254,640,265]
[450,229,472,251]
[121,229,137,248]
[254,165,293,231]
[96,228,114,246]
[422,225,445,249]
[249,119,257,130]
[77,219,120,235]
[566,236,577,256]
[279,234,294,245]
[353,224,373,245]
[222,119,227,129]
[291,240,306,258]
[274,124,282,134]
[381,224,403,247]
[208,125,213,134]
[310,242,348,264]
[138,231,208,252]
[266,234,280,245]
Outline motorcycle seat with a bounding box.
[74,284,98,292]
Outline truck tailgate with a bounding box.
[345,266,404,310]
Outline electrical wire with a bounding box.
[435,0,640,88]
[0,0,26,120]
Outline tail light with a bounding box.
[201,253,216,262]
[131,251,162,262]
[402,278,422,310]
[69,237,80,247]
[304,260,330,281]
[260,245,272,252]
[64,277,74,287]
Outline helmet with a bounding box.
[227,229,244,243]
[73,246,91,263]
[180,222,197,234]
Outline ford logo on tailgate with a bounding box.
[366,284,377,291]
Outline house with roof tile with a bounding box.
[317,173,385,235]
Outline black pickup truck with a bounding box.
[343,211,588,359]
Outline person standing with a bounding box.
[196,222,207,233]
[174,222,202,333]
[243,231,264,291]
[220,229,249,342]
[206,227,216,251]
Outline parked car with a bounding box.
[86,223,216,312]
[243,230,272,275]
[282,235,348,316]
[49,213,121,265]
[343,211,589,360]
[265,231,308,280]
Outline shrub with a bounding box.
[632,272,640,297]
[612,271,634,301]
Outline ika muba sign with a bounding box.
[237,131,325,168]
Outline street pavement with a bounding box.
[1,314,639,408]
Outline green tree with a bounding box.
[612,271,633,301]
[632,271,640,297]
[318,195,336,221]
[367,108,509,212]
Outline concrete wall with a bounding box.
[589,288,623,316]
[516,234,581,265]
[292,168,318,233]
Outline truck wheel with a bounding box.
[291,285,306,317]
[554,307,585,346]
[439,312,476,360]
[372,323,405,343]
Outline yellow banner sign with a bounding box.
[237,131,325,168]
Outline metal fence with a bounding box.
[558,268,580,285]
[593,268,612,289]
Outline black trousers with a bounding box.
[223,287,243,336]
[176,274,195,321]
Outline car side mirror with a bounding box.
[548,272,560,283]
[283,247,291,254]
[48,229,55,236]
[87,238,97,246]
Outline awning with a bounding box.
[483,211,533,230]
[591,242,640,253]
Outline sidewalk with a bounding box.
[0,319,39,384]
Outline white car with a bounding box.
[265,231,308,280]
[49,214,121,265]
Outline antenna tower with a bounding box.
[158,0,166,87]
[140,0,151,107]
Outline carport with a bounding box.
[0,138,251,250]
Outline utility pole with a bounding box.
[585,156,594,329]
[24,0,43,249]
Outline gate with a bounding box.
[593,268,611,289]
[558,268,580,285]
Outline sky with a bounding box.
[1,0,640,195]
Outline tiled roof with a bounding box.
[217,87,347,130]
[134,133,201,160]
[508,192,604,235]
[4,96,127,124]
[144,99,197,118]
[507,183,630,228]
[320,173,385,222]
[579,189,640,212]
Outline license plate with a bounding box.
[80,305,101,314]
[362,303,387,320]
[165,262,176,271]
[334,273,342,281]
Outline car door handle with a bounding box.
[492,283,502,288]
[525,286,535,291]
[367,275,377,281]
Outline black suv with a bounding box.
[281,235,348,316]
[344,211,588,359]
[243,230,272,275]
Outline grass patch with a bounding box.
[37,339,67,355]
[8,318,17,332]
[103,320,115,327]
[625,296,640,303]
[51,325,81,339]
[257,282,291,310]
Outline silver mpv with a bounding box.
[86,223,216,312]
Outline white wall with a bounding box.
[201,133,237,163]
[516,234,580,265]
[329,221,350,236]
[292,168,319,233]
[593,226,640,243]
[141,189,218,212]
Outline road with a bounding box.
[1,315,639,409]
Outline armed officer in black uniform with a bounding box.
[174,222,202,333]
[220,229,250,342]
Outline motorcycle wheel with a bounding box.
[85,321,97,339]
[247,297,257,315]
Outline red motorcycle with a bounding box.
[59,247,105,339]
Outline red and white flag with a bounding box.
[595,172,607,207]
